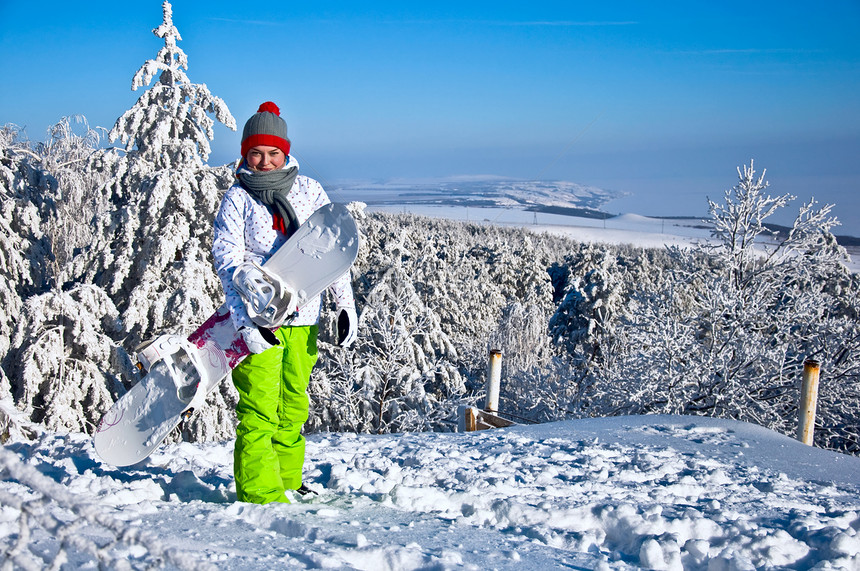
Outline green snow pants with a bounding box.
[231,325,318,504]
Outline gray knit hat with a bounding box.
[241,101,291,157]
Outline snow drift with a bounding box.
[2,414,859,569]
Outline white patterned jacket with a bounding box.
[212,156,355,331]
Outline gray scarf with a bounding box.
[237,165,300,237]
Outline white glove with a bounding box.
[240,326,279,354]
[336,307,358,348]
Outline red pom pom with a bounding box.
[257,101,280,116]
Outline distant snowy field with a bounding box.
[333,178,860,273]
[2,415,859,570]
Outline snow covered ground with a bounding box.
[2,414,859,570]
[370,204,716,248]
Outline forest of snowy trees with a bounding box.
[1,1,858,454]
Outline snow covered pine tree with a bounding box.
[90,0,239,442]
[6,1,239,439]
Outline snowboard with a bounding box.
[93,202,359,467]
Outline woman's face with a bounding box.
[245,145,286,171]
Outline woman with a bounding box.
[212,101,357,504]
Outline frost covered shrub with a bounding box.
[0,125,56,386]
[309,211,565,433]
[490,302,552,373]
[12,285,136,433]
[487,301,573,422]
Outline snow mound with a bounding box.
[2,415,859,569]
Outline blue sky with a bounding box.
[2,1,859,233]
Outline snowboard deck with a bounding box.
[94,203,359,466]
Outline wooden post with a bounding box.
[458,406,477,432]
[458,349,515,432]
[485,349,502,413]
[797,358,821,446]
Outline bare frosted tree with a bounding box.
[590,161,859,450]
[37,116,114,287]
[488,301,573,422]
[706,160,845,293]
[489,302,551,373]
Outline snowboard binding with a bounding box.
[135,334,206,408]
[232,261,299,328]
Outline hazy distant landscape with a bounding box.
[333,177,621,215]
[332,177,860,249]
